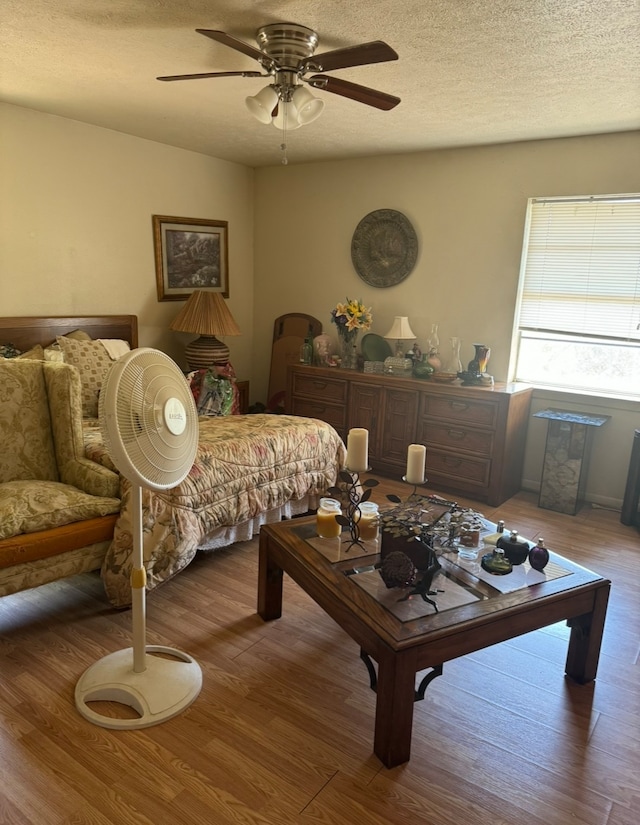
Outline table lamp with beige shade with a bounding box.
[170,289,241,369]
[383,316,416,357]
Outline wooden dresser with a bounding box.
[286,365,532,506]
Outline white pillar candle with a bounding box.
[346,428,369,472]
[406,444,426,484]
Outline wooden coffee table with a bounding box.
[257,516,610,768]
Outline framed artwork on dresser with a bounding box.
[153,215,229,301]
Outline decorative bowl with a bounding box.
[431,372,458,383]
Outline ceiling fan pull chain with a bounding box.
[280,104,289,165]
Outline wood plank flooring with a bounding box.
[1,477,638,824]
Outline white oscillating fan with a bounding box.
[75,348,202,729]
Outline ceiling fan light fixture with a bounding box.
[160,25,400,161]
[272,101,302,130]
[245,85,278,124]
[292,85,324,124]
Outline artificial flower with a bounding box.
[330,298,373,336]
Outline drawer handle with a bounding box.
[312,380,328,388]
[444,456,463,467]
[449,401,470,411]
[447,429,466,440]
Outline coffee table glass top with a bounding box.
[292,521,573,624]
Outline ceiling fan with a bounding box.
[157,22,400,131]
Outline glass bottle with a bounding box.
[481,545,513,575]
[316,497,342,538]
[483,519,505,546]
[428,323,440,352]
[528,538,550,571]
[497,529,530,565]
[299,326,314,365]
[427,324,442,371]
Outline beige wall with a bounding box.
[0,103,255,378]
[2,102,638,507]
[254,132,640,507]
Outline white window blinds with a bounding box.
[518,196,640,342]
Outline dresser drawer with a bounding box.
[290,397,346,431]
[291,372,348,404]
[287,365,532,506]
[419,420,495,457]
[426,449,491,486]
[421,394,498,428]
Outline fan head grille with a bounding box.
[99,348,198,491]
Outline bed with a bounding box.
[0,315,346,606]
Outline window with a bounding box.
[512,195,640,398]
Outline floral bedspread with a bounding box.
[83,414,346,607]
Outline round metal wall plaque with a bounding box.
[351,209,418,288]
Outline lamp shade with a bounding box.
[272,101,302,131]
[292,86,324,124]
[246,85,278,124]
[383,316,416,341]
[170,290,241,369]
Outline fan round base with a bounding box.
[75,645,202,729]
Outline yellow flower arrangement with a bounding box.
[331,298,373,336]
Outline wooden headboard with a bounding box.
[0,315,138,352]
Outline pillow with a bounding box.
[16,344,45,361]
[97,339,131,359]
[65,329,92,341]
[56,336,113,418]
[43,330,91,362]
[44,343,65,362]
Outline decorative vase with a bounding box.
[468,344,491,375]
[337,330,359,369]
[447,337,463,374]
[413,354,434,379]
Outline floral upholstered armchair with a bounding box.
[0,359,121,597]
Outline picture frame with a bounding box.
[153,215,229,301]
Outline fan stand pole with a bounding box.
[131,483,146,674]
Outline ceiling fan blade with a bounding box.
[300,41,398,73]
[196,29,275,68]
[308,75,400,110]
[157,70,263,82]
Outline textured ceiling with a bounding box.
[1,0,639,167]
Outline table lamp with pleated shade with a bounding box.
[383,316,416,357]
[169,290,241,369]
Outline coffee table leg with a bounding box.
[374,648,418,768]
[565,583,610,684]
[258,530,283,620]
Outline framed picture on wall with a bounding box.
[153,215,229,301]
